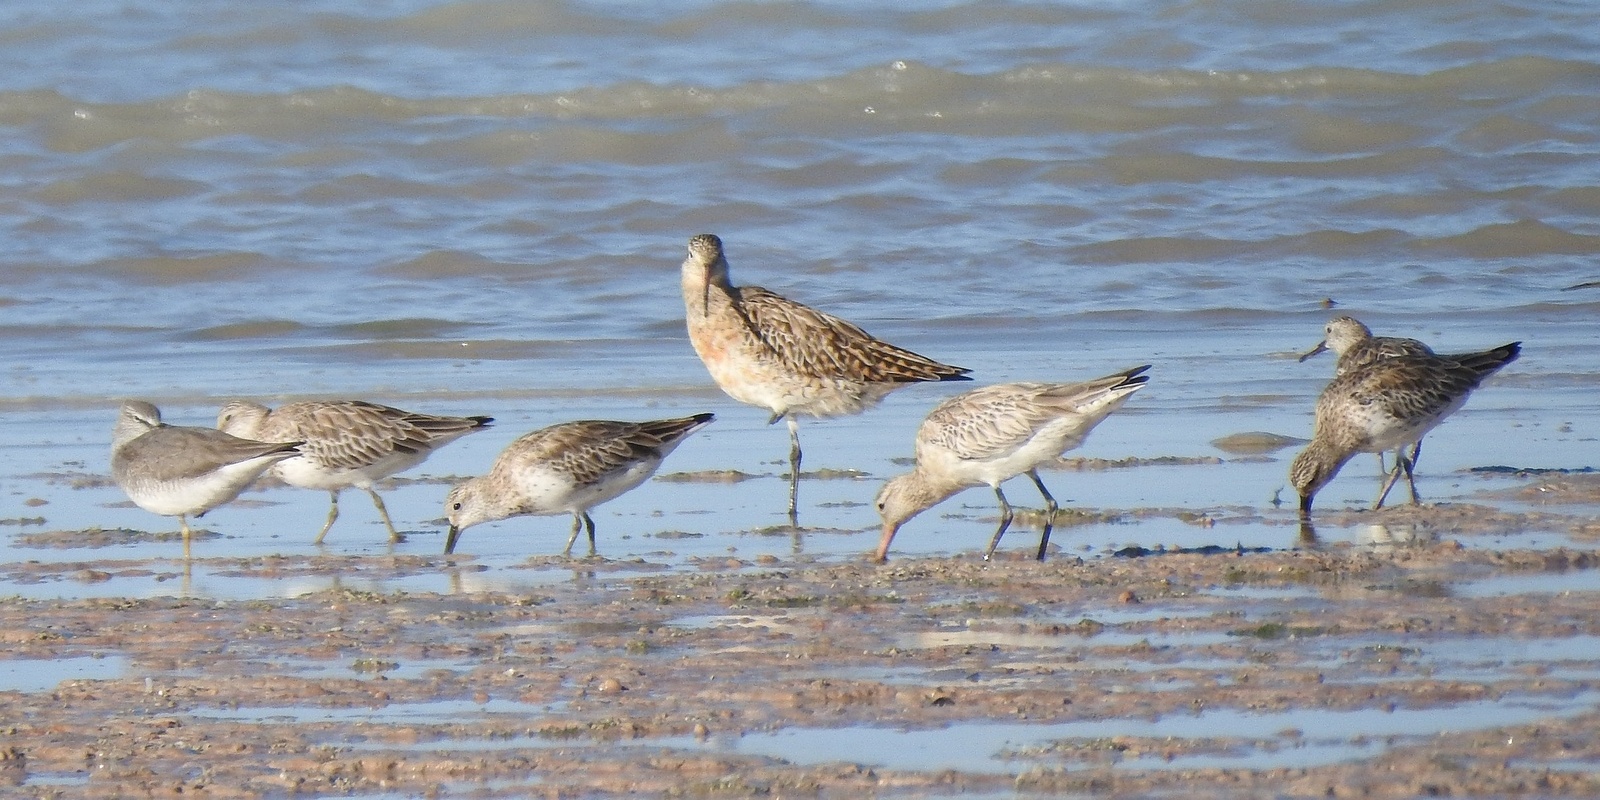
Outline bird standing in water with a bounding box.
[874,365,1150,562]
[218,399,492,544]
[1289,343,1520,515]
[443,413,714,557]
[112,400,303,559]
[680,233,969,524]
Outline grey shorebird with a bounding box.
[443,413,714,557]
[111,400,302,558]
[218,400,492,544]
[680,233,969,523]
[1289,343,1520,516]
[874,366,1150,562]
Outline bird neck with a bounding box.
[906,468,964,510]
[1289,438,1352,500]
[682,257,735,324]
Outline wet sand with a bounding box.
[4,0,1597,794]
[4,485,1599,797]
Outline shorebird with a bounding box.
[218,400,492,544]
[443,413,714,557]
[874,366,1150,563]
[681,233,969,522]
[1297,316,1437,374]
[111,400,303,558]
[1289,343,1520,515]
[1297,316,1509,480]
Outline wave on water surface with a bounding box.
[1,55,1595,153]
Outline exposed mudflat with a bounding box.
[4,499,1599,797]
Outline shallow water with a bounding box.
[1,0,1598,792]
[2,0,1597,575]
[665,690,1600,774]
[0,654,127,693]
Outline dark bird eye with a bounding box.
[452,502,462,511]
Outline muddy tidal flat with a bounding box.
[4,501,1600,797]
[4,0,1600,795]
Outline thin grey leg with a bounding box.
[1403,440,1423,504]
[313,491,341,545]
[366,488,401,542]
[786,416,802,526]
[1372,458,1407,510]
[583,512,597,556]
[983,485,1015,561]
[1026,469,1058,561]
[563,513,582,557]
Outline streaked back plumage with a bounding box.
[874,366,1149,561]
[1289,343,1520,512]
[681,233,969,419]
[681,233,968,522]
[444,413,714,555]
[218,399,491,486]
[217,399,492,543]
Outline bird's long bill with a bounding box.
[873,522,901,563]
[701,270,711,319]
[444,524,462,555]
[1297,341,1328,362]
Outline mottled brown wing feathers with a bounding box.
[925,367,1147,461]
[273,402,492,471]
[1338,346,1518,421]
[1445,342,1521,377]
[924,388,1049,461]
[732,286,969,383]
[520,415,713,487]
[1339,336,1433,371]
[632,413,716,445]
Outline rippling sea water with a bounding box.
[1,0,1597,573]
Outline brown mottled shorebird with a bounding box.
[111,400,303,558]
[1297,316,1437,373]
[680,233,970,522]
[1289,343,1520,516]
[218,400,492,544]
[1298,315,1511,485]
[444,413,714,557]
[874,366,1150,563]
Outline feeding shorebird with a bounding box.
[1289,343,1520,515]
[218,400,492,544]
[1298,315,1513,481]
[443,413,714,557]
[680,233,969,523]
[111,400,303,558]
[874,365,1150,563]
